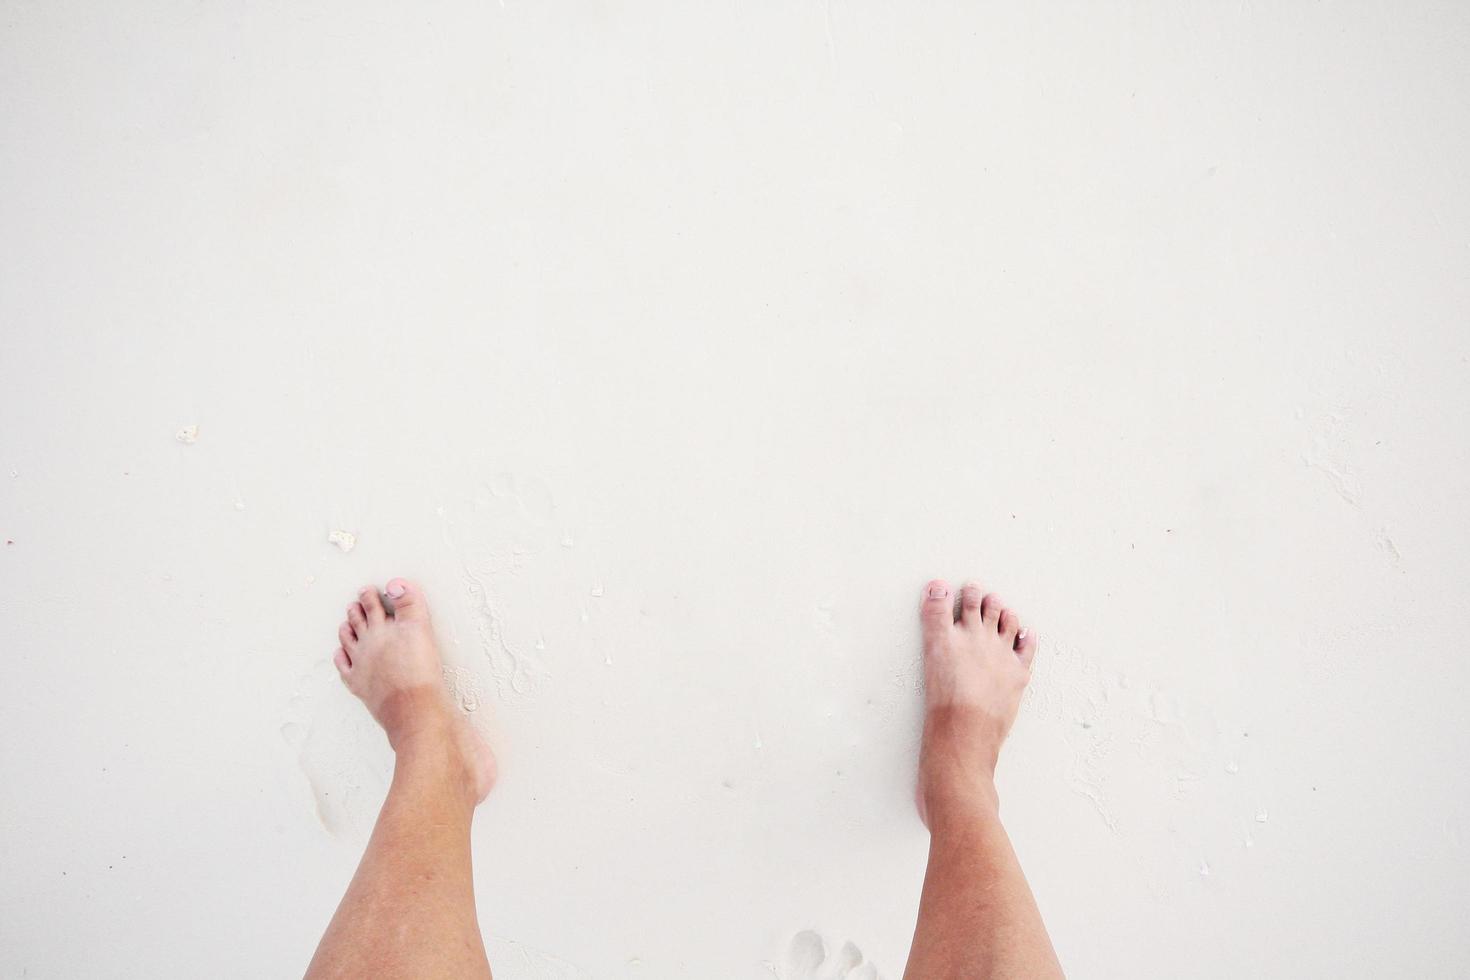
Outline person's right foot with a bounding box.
[334,579,497,805]
[915,579,1038,827]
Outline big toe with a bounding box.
[385,578,431,622]
[920,579,954,646]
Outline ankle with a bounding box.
[921,770,1001,832]
[378,689,456,753]
[390,724,482,805]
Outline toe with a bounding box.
[347,601,367,636]
[998,609,1020,643]
[385,578,430,622]
[957,581,985,627]
[359,587,387,625]
[1015,628,1038,669]
[333,646,352,675]
[980,593,1004,628]
[920,580,954,646]
[338,621,356,651]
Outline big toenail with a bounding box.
[928,584,949,599]
[386,582,406,598]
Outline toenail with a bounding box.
[928,584,949,599]
[386,582,406,598]
[1017,628,1030,642]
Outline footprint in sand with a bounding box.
[279,657,392,837]
[771,929,882,980]
[483,937,591,980]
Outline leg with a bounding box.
[305,579,498,980]
[903,580,1064,980]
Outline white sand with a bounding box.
[2,4,1468,977]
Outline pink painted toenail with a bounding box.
[386,582,406,598]
[928,584,949,599]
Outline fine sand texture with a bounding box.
[3,4,1468,977]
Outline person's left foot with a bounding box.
[334,579,497,805]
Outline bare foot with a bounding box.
[334,578,497,805]
[916,579,1037,827]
